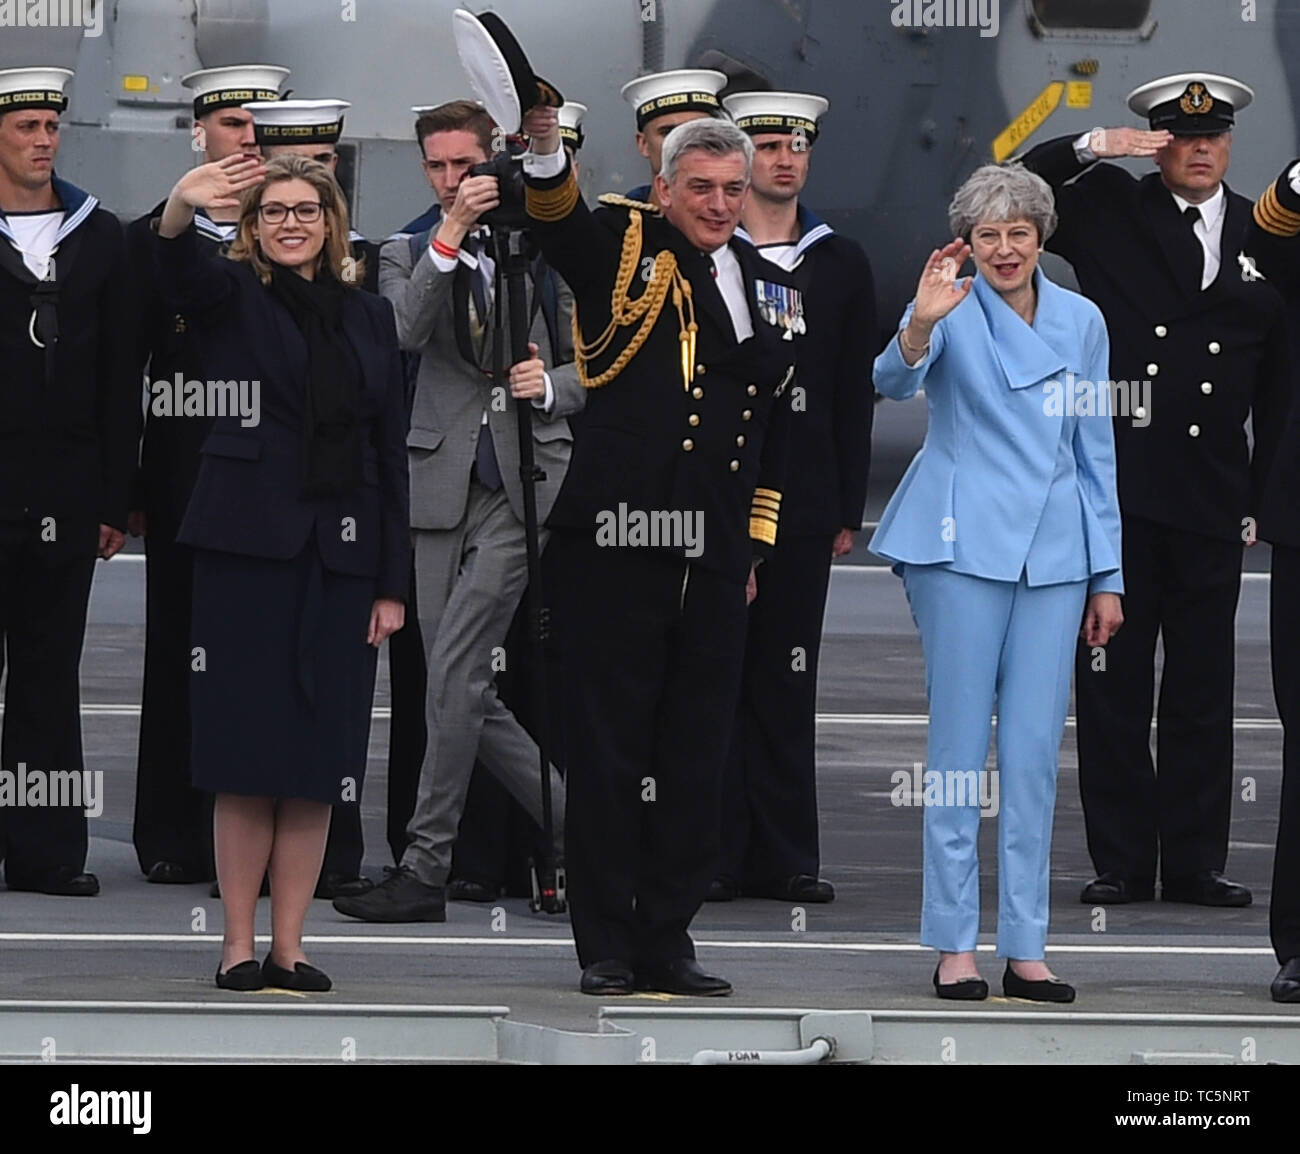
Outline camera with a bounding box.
[470,151,530,232]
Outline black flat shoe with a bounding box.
[705,876,738,902]
[332,865,445,922]
[1161,871,1252,908]
[932,963,988,1000]
[579,959,635,995]
[314,873,373,900]
[7,866,100,896]
[1271,957,1300,1003]
[146,861,203,885]
[448,878,502,903]
[262,956,332,992]
[1003,963,1075,1003]
[635,958,732,997]
[1079,872,1153,904]
[215,960,264,991]
[748,874,836,903]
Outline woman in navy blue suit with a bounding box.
[871,164,1125,1002]
[155,154,410,992]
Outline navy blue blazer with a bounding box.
[870,268,1123,595]
[154,227,411,602]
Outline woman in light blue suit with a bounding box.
[872,164,1125,1002]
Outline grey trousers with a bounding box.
[402,481,565,886]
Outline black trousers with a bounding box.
[719,532,834,885]
[381,560,426,866]
[1270,544,1300,963]
[132,529,212,877]
[1075,515,1243,886]
[549,532,747,968]
[0,518,97,884]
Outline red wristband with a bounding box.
[431,237,459,260]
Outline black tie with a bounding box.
[1184,205,1202,226]
[460,232,502,492]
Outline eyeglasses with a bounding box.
[258,201,323,225]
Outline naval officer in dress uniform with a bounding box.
[1021,74,1292,909]
[711,91,876,904]
[0,67,140,895]
[1245,159,1300,1001]
[127,65,289,888]
[521,107,799,995]
[620,69,728,206]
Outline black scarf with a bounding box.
[268,262,362,498]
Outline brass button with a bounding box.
[1188,424,1201,438]
[747,384,758,396]
[1133,406,1147,420]
[729,459,740,472]
[1154,324,1168,338]
[1146,363,1159,376]
[1209,341,1221,354]
[742,409,752,421]
[682,439,694,452]
[688,414,700,427]
[696,364,707,376]
[736,435,746,447]
[692,386,704,400]
[1201,381,1213,395]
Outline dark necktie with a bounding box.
[461,232,502,492]
[1183,205,1204,288]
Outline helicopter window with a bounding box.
[1030,0,1151,30]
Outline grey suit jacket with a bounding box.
[379,233,583,531]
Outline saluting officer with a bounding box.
[522,107,799,996]
[0,67,140,895]
[1021,74,1291,909]
[620,69,728,205]
[127,65,289,888]
[1244,159,1300,1001]
[244,98,382,297]
[711,91,876,904]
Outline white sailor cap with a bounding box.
[244,98,350,145]
[182,65,290,118]
[722,91,829,143]
[620,69,727,129]
[1127,73,1253,135]
[558,102,587,150]
[0,67,73,114]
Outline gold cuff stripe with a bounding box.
[749,518,778,546]
[526,170,580,223]
[753,487,782,506]
[751,502,781,518]
[1255,186,1300,237]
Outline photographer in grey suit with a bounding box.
[335,100,581,922]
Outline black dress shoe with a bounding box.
[1003,963,1075,1003]
[1161,871,1252,908]
[579,960,635,995]
[7,866,100,896]
[1271,957,1300,1003]
[636,958,733,997]
[210,875,271,899]
[448,878,501,903]
[214,959,264,991]
[314,873,373,900]
[332,865,446,922]
[705,876,738,902]
[1079,872,1154,904]
[749,874,835,903]
[146,861,201,885]
[262,956,332,992]
[933,963,988,1000]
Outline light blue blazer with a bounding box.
[870,267,1123,595]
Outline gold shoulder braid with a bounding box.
[574,203,698,391]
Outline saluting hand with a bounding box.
[1087,126,1172,159]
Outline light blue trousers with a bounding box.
[901,564,1087,959]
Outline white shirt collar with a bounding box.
[1171,184,1226,227]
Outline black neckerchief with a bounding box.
[268,262,362,498]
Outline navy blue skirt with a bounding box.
[189,541,378,803]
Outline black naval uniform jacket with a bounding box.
[0,176,139,535]
[1248,160,1300,549]
[522,160,796,584]
[1022,135,1291,542]
[741,210,876,535]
